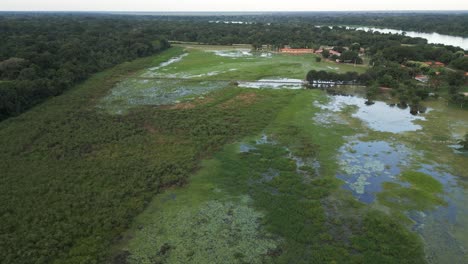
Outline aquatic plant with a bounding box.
[378,171,445,212]
[128,197,279,264]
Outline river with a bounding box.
[349,26,468,50]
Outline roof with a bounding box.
[425,61,445,67]
[415,75,429,82]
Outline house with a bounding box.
[415,75,429,83]
[329,50,341,57]
[424,61,445,67]
[314,49,323,54]
[279,48,314,54]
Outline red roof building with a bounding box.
[329,50,341,57]
[425,61,445,67]
[415,75,429,83]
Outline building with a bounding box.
[329,50,341,57]
[415,75,429,83]
[425,61,445,67]
[279,48,314,54]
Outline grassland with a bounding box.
[167,44,367,80]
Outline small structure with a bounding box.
[279,48,314,54]
[379,87,393,92]
[415,75,429,83]
[329,50,341,57]
[425,61,445,67]
[314,49,323,54]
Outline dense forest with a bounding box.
[0,14,170,121]
[143,12,468,37]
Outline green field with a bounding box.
[1,45,466,264]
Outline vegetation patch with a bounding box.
[378,171,445,213]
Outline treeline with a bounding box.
[184,12,468,37]
[0,14,170,121]
[151,20,428,48]
[374,44,467,70]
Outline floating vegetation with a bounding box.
[128,196,279,264]
[99,79,229,114]
[312,111,349,126]
[337,140,413,202]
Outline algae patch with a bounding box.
[127,196,279,264]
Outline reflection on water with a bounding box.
[350,26,468,50]
[337,140,411,202]
[315,95,427,133]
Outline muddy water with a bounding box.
[316,93,468,263]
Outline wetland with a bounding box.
[106,45,468,263]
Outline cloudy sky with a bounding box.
[1,0,467,11]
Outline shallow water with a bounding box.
[317,92,468,263]
[238,78,304,89]
[315,95,427,133]
[337,140,414,202]
[146,53,189,72]
[210,49,253,58]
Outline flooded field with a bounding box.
[314,92,468,263]
[108,45,467,263]
[99,44,366,113]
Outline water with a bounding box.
[350,26,468,50]
[317,92,468,263]
[337,140,411,202]
[314,95,427,133]
[238,78,304,89]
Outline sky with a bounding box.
[1,0,468,12]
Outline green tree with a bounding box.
[322,49,330,59]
